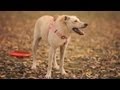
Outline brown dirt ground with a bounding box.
[0,12,120,79]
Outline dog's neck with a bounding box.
[55,17,71,38]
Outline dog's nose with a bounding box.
[84,23,88,27]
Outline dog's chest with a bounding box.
[48,22,67,47]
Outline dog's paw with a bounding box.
[31,65,37,70]
[45,74,52,79]
[53,65,60,70]
[61,70,68,76]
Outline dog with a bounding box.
[31,15,88,78]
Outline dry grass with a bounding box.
[0,11,120,79]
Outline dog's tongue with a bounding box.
[73,28,84,35]
[78,30,84,35]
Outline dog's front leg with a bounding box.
[53,51,59,70]
[60,44,68,75]
[45,47,56,79]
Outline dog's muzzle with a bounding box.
[72,23,88,35]
[72,27,84,35]
[81,23,88,28]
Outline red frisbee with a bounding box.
[9,50,31,58]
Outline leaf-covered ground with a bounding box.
[0,12,120,79]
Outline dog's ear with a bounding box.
[64,16,70,21]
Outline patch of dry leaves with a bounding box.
[0,13,120,79]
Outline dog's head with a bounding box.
[63,15,88,35]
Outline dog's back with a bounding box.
[34,15,54,41]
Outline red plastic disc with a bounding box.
[9,51,31,57]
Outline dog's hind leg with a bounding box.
[31,37,41,70]
[31,22,42,70]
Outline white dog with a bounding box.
[31,15,88,78]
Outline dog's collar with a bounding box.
[49,20,68,40]
[54,30,67,39]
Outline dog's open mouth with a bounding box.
[72,27,84,35]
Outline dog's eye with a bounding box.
[74,20,77,22]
